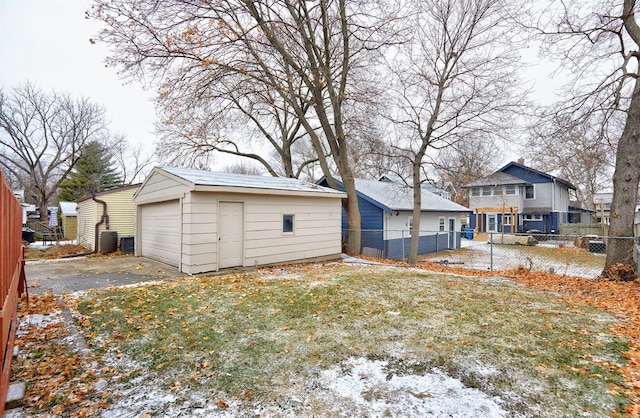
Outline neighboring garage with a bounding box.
[76,184,140,252]
[134,167,347,275]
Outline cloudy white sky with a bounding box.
[0,0,565,173]
[0,0,157,150]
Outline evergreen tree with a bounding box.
[58,141,122,202]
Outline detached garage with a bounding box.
[134,167,346,275]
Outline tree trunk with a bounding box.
[340,173,361,255]
[601,77,640,281]
[38,201,49,224]
[408,163,422,264]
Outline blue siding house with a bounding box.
[318,176,471,260]
[464,160,578,234]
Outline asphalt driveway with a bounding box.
[24,255,185,294]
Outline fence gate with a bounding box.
[0,171,26,415]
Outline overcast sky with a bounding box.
[0,0,157,150]
[0,0,565,173]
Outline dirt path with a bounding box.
[24,255,185,294]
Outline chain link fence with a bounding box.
[344,229,640,280]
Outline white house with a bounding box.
[134,167,346,274]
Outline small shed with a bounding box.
[317,176,472,259]
[76,184,140,252]
[134,167,346,274]
[58,201,78,240]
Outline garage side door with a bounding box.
[140,200,181,267]
[219,201,244,268]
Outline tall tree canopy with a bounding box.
[91,0,402,253]
[381,0,526,263]
[0,83,109,222]
[525,113,616,210]
[58,140,122,202]
[534,0,640,280]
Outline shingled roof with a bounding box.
[320,176,470,213]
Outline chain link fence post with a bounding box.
[490,232,494,272]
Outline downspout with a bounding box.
[92,194,109,253]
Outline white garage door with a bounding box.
[140,200,181,267]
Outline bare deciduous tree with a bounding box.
[223,160,266,176]
[0,82,109,222]
[525,113,616,210]
[534,0,640,280]
[384,0,526,263]
[91,0,402,253]
[112,134,156,185]
[432,135,499,207]
[155,74,317,178]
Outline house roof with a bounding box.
[593,192,613,204]
[500,161,576,189]
[158,167,346,197]
[463,161,577,190]
[463,172,526,188]
[321,176,470,213]
[58,201,77,216]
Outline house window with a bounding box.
[283,214,294,233]
[492,186,503,195]
[407,216,413,231]
[503,214,511,225]
[482,186,491,196]
[471,187,480,197]
[525,185,534,199]
[439,217,445,232]
[523,214,542,221]
[505,185,516,195]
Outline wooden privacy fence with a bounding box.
[0,171,26,415]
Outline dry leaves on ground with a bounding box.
[11,293,109,417]
[405,259,640,417]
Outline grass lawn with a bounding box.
[420,242,606,278]
[59,263,630,417]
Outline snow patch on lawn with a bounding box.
[306,357,508,417]
[17,310,64,336]
[98,356,509,417]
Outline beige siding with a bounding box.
[175,192,342,275]
[134,170,190,204]
[135,178,343,274]
[76,186,138,251]
[243,196,342,267]
[181,192,218,274]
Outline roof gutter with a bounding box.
[92,194,109,254]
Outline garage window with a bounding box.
[283,214,294,233]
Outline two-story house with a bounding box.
[593,192,613,225]
[463,160,577,235]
